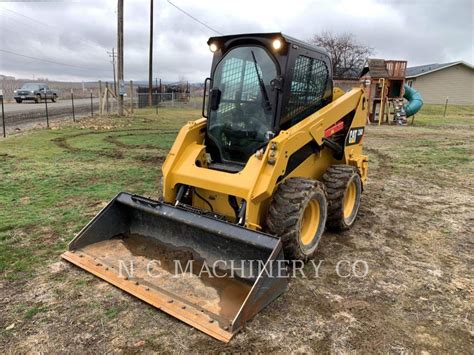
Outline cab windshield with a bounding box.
[208,46,277,164]
[21,84,41,90]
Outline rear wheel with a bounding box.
[51,94,57,102]
[322,165,362,231]
[15,99,22,103]
[265,178,327,261]
[35,94,41,103]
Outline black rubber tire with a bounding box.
[16,99,22,103]
[51,95,57,103]
[322,165,362,231]
[265,178,327,261]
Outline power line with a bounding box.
[0,7,104,52]
[166,0,223,35]
[0,49,110,74]
[0,6,56,29]
[0,13,34,29]
[0,25,17,35]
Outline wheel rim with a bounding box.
[300,200,320,245]
[343,180,357,219]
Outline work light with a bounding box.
[272,39,282,50]
[209,42,218,52]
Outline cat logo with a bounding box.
[346,127,365,145]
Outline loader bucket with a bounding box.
[62,192,287,342]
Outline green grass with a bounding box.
[411,104,473,126]
[0,104,472,280]
[24,306,48,320]
[105,306,120,319]
[396,145,471,169]
[0,107,199,279]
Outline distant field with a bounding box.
[411,103,473,126]
[0,104,472,352]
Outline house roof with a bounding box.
[406,61,473,78]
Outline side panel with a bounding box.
[162,118,207,203]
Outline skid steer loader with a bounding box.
[62,33,369,342]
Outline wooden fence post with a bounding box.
[130,80,134,114]
[105,82,110,114]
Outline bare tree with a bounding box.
[309,31,374,79]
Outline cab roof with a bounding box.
[207,32,329,57]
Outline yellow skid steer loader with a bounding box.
[62,33,369,342]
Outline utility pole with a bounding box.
[117,0,124,116]
[107,48,117,95]
[148,0,154,107]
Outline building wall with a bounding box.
[407,64,474,105]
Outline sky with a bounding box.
[0,0,472,82]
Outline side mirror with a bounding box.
[209,88,221,111]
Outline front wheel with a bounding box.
[15,99,22,103]
[265,178,327,261]
[51,94,57,103]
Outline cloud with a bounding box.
[0,0,472,82]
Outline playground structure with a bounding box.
[361,59,423,125]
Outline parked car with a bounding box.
[13,83,58,103]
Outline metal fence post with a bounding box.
[172,92,175,107]
[155,92,158,114]
[90,90,94,117]
[98,80,103,116]
[45,92,49,128]
[71,90,76,122]
[1,91,5,138]
[443,96,449,118]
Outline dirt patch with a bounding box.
[133,154,165,165]
[0,153,16,160]
[52,135,124,159]
[51,136,80,153]
[51,129,173,161]
[1,123,473,352]
[104,134,157,149]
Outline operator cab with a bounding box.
[203,33,333,170]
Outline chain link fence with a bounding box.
[134,92,202,110]
[1,93,98,136]
[0,87,204,137]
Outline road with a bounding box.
[2,98,101,135]
[3,98,99,113]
